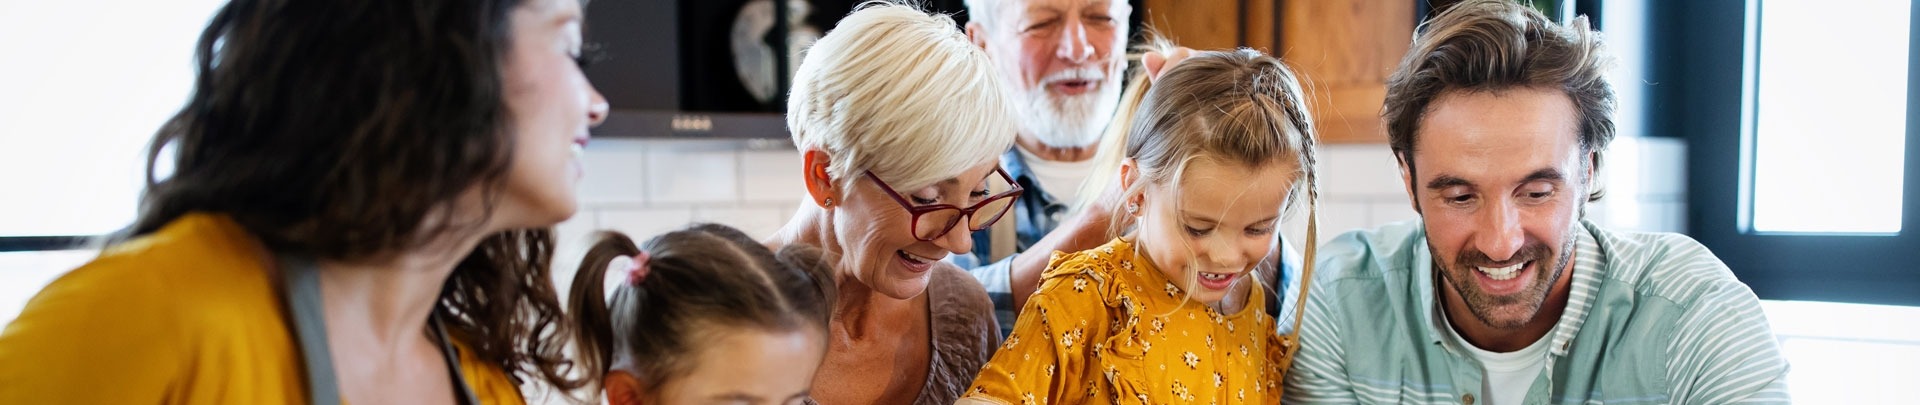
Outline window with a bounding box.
[1746,0,1909,234]
[0,0,227,248]
[1680,0,1920,306]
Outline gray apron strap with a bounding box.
[280,255,479,405]
[282,255,343,405]
[432,314,483,405]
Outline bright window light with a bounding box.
[1749,0,1910,234]
[0,1,227,237]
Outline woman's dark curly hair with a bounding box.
[126,0,581,389]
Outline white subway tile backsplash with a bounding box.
[579,139,649,204]
[549,214,599,304]
[1367,201,1420,227]
[645,145,739,204]
[1595,137,1687,204]
[1636,138,1687,199]
[597,208,696,243]
[1285,199,1372,248]
[1279,210,1308,250]
[555,211,600,243]
[561,137,1686,278]
[1318,144,1408,197]
[738,149,807,203]
[1589,198,1686,234]
[1648,201,1687,234]
[692,206,791,240]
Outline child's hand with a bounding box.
[1143,46,1195,82]
[1081,162,1134,235]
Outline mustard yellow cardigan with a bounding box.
[0,213,526,404]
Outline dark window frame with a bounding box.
[1671,0,1920,306]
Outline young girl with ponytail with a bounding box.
[569,224,836,404]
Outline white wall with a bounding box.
[549,138,808,302]
[554,136,1687,301]
[0,136,1690,318]
[1277,137,1688,248]
[17,136,1920,405]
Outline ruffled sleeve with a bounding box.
[963,247,1125,404]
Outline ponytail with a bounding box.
[564,224,839,401]
[1074,35,1178,240]
[567,231,643,394]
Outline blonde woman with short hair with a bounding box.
[764,2,1023,404]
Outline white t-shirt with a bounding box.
[1014,146,1096,204]
[1442,314,1553,405]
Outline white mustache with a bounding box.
[1040,67,1106,86]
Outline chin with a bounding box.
[500,196,579,229]
[1195,294,1227,307]
[1478,304,1540,329]
[884,276,934,300]
[876,268,934,300]
[538,204,580,226]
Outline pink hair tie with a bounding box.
[603,251,654,304]
[626,250,652,285]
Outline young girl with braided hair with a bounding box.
[962,46,1322,404]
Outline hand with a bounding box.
[1079,161,1133,236]
[1143,46,1195,83]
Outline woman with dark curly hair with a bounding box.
[0,0,608,403]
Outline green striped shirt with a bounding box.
[1284,220,1790,404]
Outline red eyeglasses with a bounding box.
[864,167,1024,241]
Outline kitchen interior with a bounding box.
[1,0,1915,402]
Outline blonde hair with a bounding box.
[787,1,1018,190]
[1082,44,1320,323]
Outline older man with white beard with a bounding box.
[956,0,1306,338]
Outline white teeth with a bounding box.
[1200,272,1231,281]
[1477,262,1526,281]
[899,251,938,264]
[570,143,585,160]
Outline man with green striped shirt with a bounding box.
[1282,1,1790,404]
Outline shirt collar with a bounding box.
[1000,147,1058,208]
[1001,147,1035,180]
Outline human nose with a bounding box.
[1473,199,1526,262]
[1205,234,1247,271]
[931,214,975,255]
[1055,16,1094,64]
[587,88,609,126]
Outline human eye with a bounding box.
[1435,185,1477,208]
[1519,182,1557,204]
[572,43,604,69]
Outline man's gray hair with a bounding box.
[962,0,1003,31]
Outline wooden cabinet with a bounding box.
[1143,0,1414,144]
[1141,0,1274,52]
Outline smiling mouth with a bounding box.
[1477,261,1528,281]
[897,250,940,264]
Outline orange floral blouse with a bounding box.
[964,238,1289,404]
